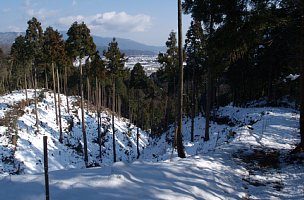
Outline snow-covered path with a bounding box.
[0,105,303,199]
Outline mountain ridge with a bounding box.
[0,32,165,55]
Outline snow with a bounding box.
[286,74,300,81]
[1,89,149,175]
[0,90,303,199]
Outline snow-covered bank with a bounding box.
[1,90,303,199]
[0,90,149,174]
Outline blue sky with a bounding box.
[0,0,192,46]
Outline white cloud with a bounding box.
[58,15,85,27]
[58,12,152,33]
[23,0,57,22]
[26,8,57,20]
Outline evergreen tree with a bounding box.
[0,47,10,94]
[130,63,147,89]
[43,27,66,143]
[130,62,148,158]
[25,17,44,131]
[184,20,207,142]
[183,0,225,141]
[157,31,179,93]
[66,21,96,166]
[10,35,31,100]
[90,51,106,157]
[104,38,127,162]
[156,31,179,130]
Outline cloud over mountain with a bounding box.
[58,12,151,33]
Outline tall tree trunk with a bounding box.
[57,67,63,143]
[205,64,212,141]
[24,73,28,105]
[177,0,186,158]
[97,79,102,159]
[136,91,140,159]
[118,95,121,117]
[204,15,214,142]
[64,65,69,114]
[300,62,304,146]
[34,64,39,131]
[299,3,304,147]
[112,78,117,162]
[191,71,195,142]
[80,61,88,166]
[95,77,102,159]
[87,77,90,113]
[45,64,48,90]
[102,84,105,108]
[52,63,58,125]
[31,68,34,89]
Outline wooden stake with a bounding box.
[43,136,50,200]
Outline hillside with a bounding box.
[0,32,165,55]
[0,90,149,174]
[0,90,303,199]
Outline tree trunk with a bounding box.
[102,84,105,108]
[96,77,102,159]
[191,71,195,142]
[300,63,304,146]
[64,65,69,114]
[177,0,186,158]
[299,4,304,147]
[112,78,117,162]
[87,77,90,113]
[57,67,63,143]
[80,61,88,166]
[136,91,140,159]
[204,65,212,141]
[45,64,48,90]
[204,15,214,142]
[52,63,58,126]
[34,64,39,131]
[24,73,28,105]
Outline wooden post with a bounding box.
[43,136,50,200]
[12,134,17,151]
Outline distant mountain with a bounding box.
[0,32,165,56]
[0,32,23,45]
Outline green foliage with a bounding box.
[43,27,66,65]
[130,63,148,90]
[156,31,179,93]
[10,35,31,75]
[104,38,127,79]
[184,20,207,78]
[25,17,44,62]
[90,51,106,81]
[66,22,96,60]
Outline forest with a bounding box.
[0,0,303,158]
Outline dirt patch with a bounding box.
[234,148,280,169]
[233,147,284,193]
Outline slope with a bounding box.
[0,89,149,174]
[0,90,303,199]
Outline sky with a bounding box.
[0,0,192,46]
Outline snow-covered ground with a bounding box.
[0,90,303,199]
[0,89,149,174]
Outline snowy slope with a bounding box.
[0,89,149,175]
[1,90,303,199]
